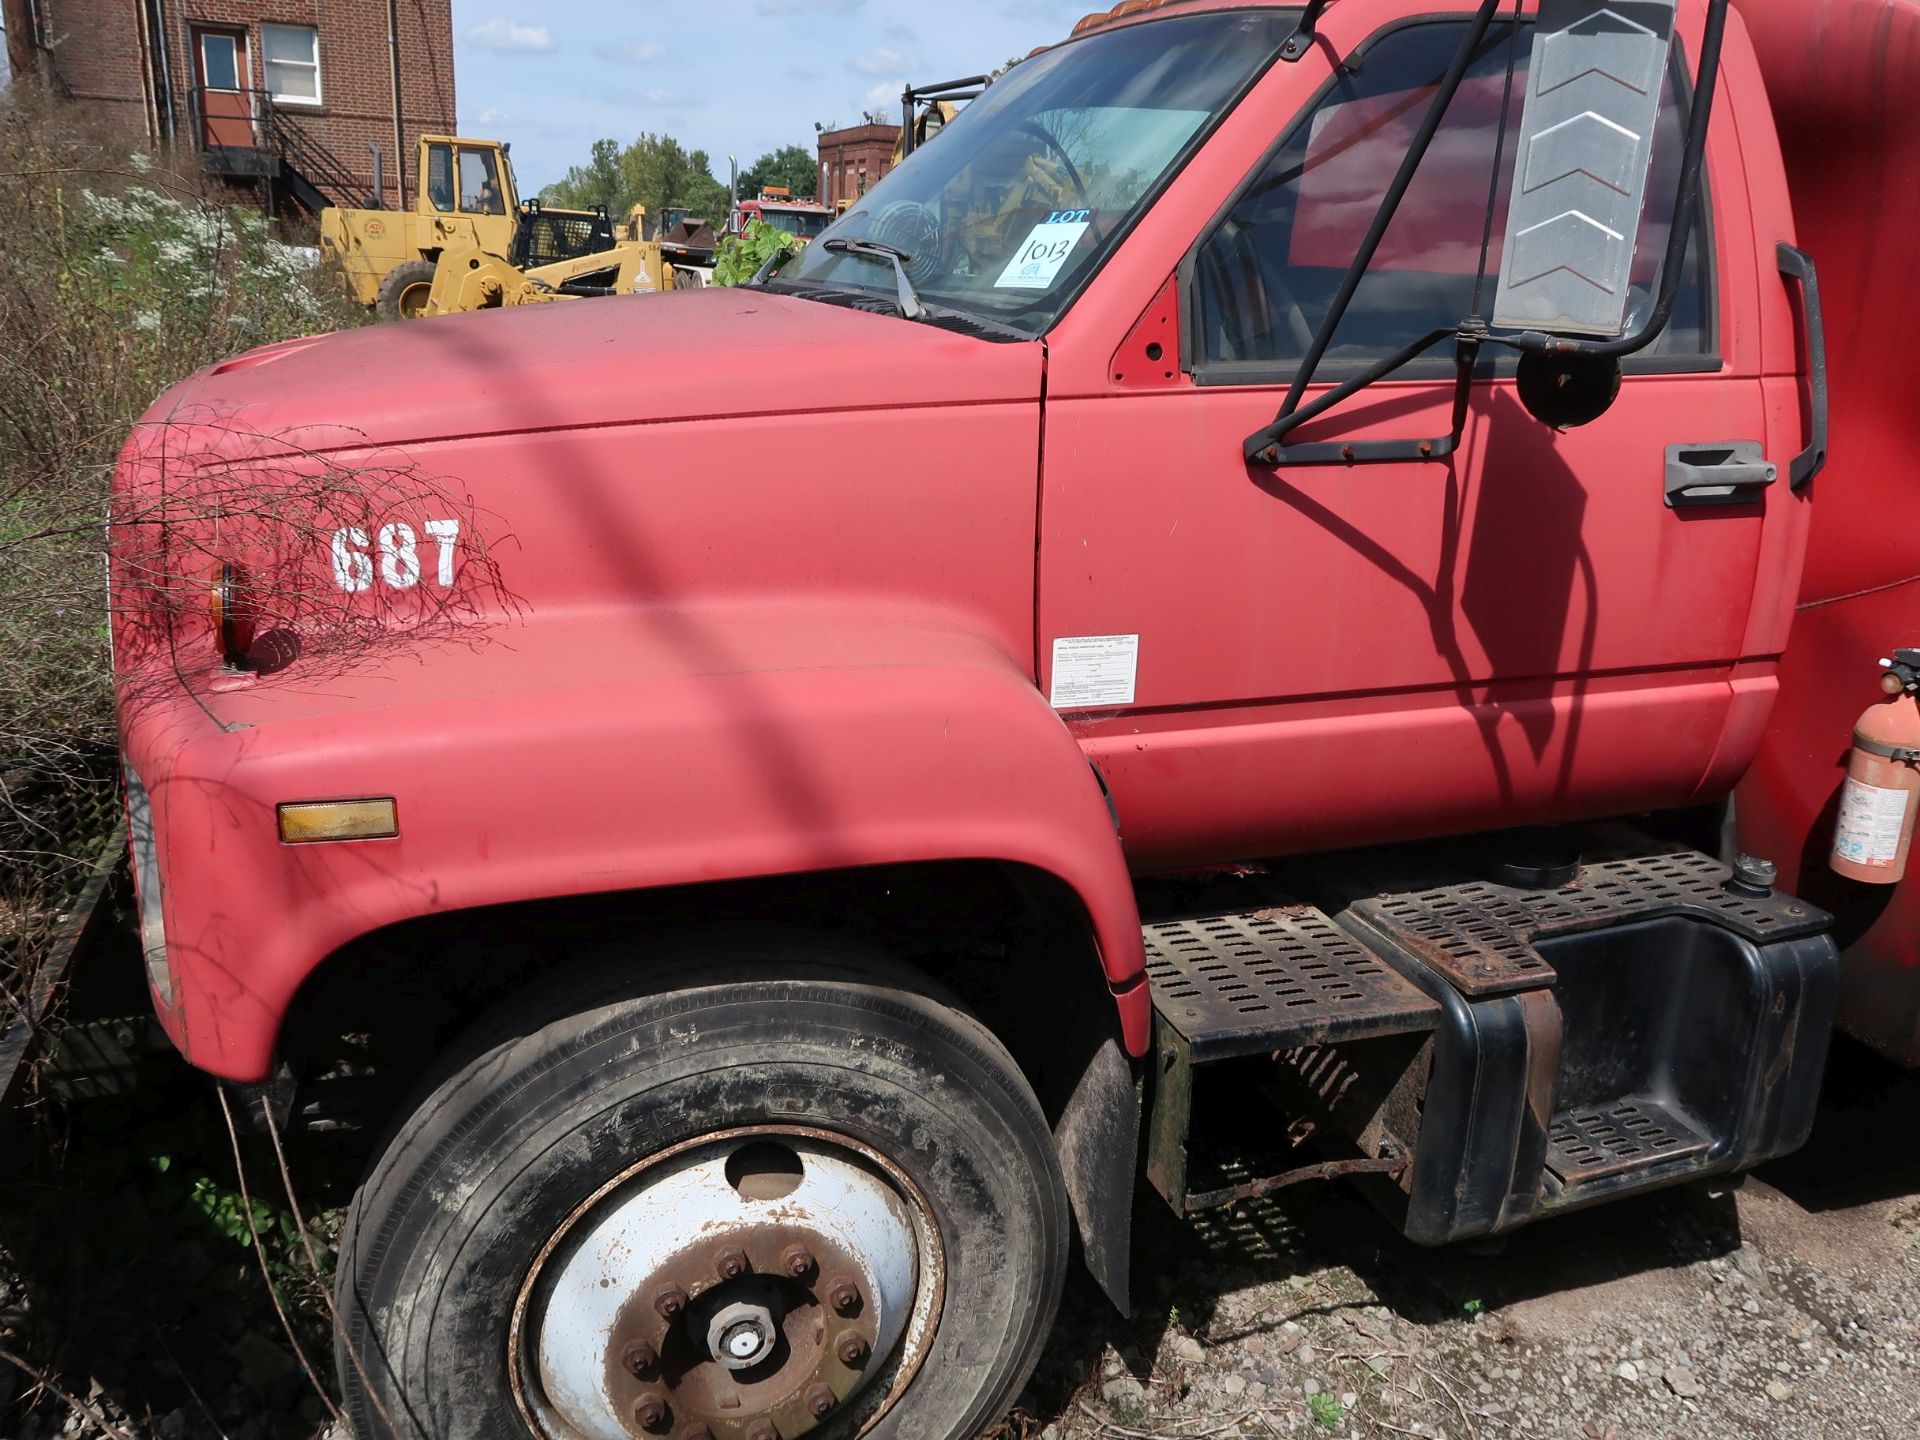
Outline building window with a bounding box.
[262,24,322,106]
[197,31,241,91]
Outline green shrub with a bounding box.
[714,218,803,286]
[0,92,366,1000]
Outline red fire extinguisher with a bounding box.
[1832,649,1920,885]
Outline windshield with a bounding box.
[777,9,1292,334]
[764,209,833,239]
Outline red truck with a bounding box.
[108,2,1911,1438]
[732,189,836,242]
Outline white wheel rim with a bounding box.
[511,1128,942,1440]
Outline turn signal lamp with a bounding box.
[277,798,399,844]
[208,562,257,666]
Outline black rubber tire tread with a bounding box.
[335,932,1070,1440]
[374,259,438,320]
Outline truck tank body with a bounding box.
[1734,0,1920,1064]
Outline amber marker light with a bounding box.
[209,562,258,667]
[277,798,399,844]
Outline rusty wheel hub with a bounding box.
[512,1129,939,1440]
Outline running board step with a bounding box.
[1338,843,1830,998]
[1144,907,1443,1060]
[1144,903,1441,1213]
[1545,1096,1712,1185]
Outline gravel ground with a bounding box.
[3,1040,1918,1440]
[1014,1037,1920,1440]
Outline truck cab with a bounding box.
[114,4,1838,1439]
[732,188,836,241]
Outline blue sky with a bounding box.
[451,0,1101,194]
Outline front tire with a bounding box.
[375,259,438,320]
[335,937,1069,1440]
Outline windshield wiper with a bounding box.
[821,238,926,320]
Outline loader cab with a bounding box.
[419,135,519,218]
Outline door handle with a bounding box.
[1777,244,1829,491]
[1664,441,1777,508]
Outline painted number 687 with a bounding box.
[330,519,461,592]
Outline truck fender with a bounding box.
[148,637,1152,1081]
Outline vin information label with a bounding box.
[1050,633,1139,710]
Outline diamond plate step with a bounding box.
[1545,1096,1711,1185]
[1144,906,1443,1064]
[1345,844,1830,999]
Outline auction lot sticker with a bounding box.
[997,211,1093,289]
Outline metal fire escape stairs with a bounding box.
[192,87,373,217]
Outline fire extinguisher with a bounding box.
[1831,649,1920,885]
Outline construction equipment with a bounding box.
[318,135,622,319]
[97,1,1920,1436]
[418,201,683,315]
[895,75,988,165]
[423,235,664,314]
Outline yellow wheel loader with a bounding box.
[424,220,669,315]
[318,136,631,320]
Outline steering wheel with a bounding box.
[1015,121,1094,216]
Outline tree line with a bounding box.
[540,136,821,229]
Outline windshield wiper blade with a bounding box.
[822,237,926,320]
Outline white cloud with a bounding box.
[478,106,514,125]
[601,86,695,107]
[595,40,667,64]
[850,46,916,75]
[863,80,904,113]
[466,18,554,52]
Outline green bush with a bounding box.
[0,92,366,998]
[714,218,804,286]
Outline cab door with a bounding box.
[1037,1,1773,869]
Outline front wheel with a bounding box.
[375,258,438,320]
[335,938,1070,1440]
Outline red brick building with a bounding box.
[4,0,453,214]
[817,123,896,210]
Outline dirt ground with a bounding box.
[3,1037,1918,1440]
[1016,1036,1920,1440]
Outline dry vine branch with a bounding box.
[214,1085,352,1436]
[0,1343,141,1440]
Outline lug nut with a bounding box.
[633,1394,671,1433]
[623,1341,658,1375]
[826,1277,860,1314]
[804,1385,836,1419]
[683,1429,715,1440]
[781,1244,815,1278]
[715,1247,749,1281]
[745,1422,778,1440]
[836,1332,869,1367]
[653,1284,688,1320]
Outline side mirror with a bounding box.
[1492,0,1678,340]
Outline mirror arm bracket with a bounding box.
[1281,0,1334,62]
[1241,0,1732,470]
[1246,332,1483,468]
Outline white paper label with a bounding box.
[1050,633,1139,709]
[1833,777,1911,867]
[995,211,1093,289]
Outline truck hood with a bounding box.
[152,287,1044,453]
